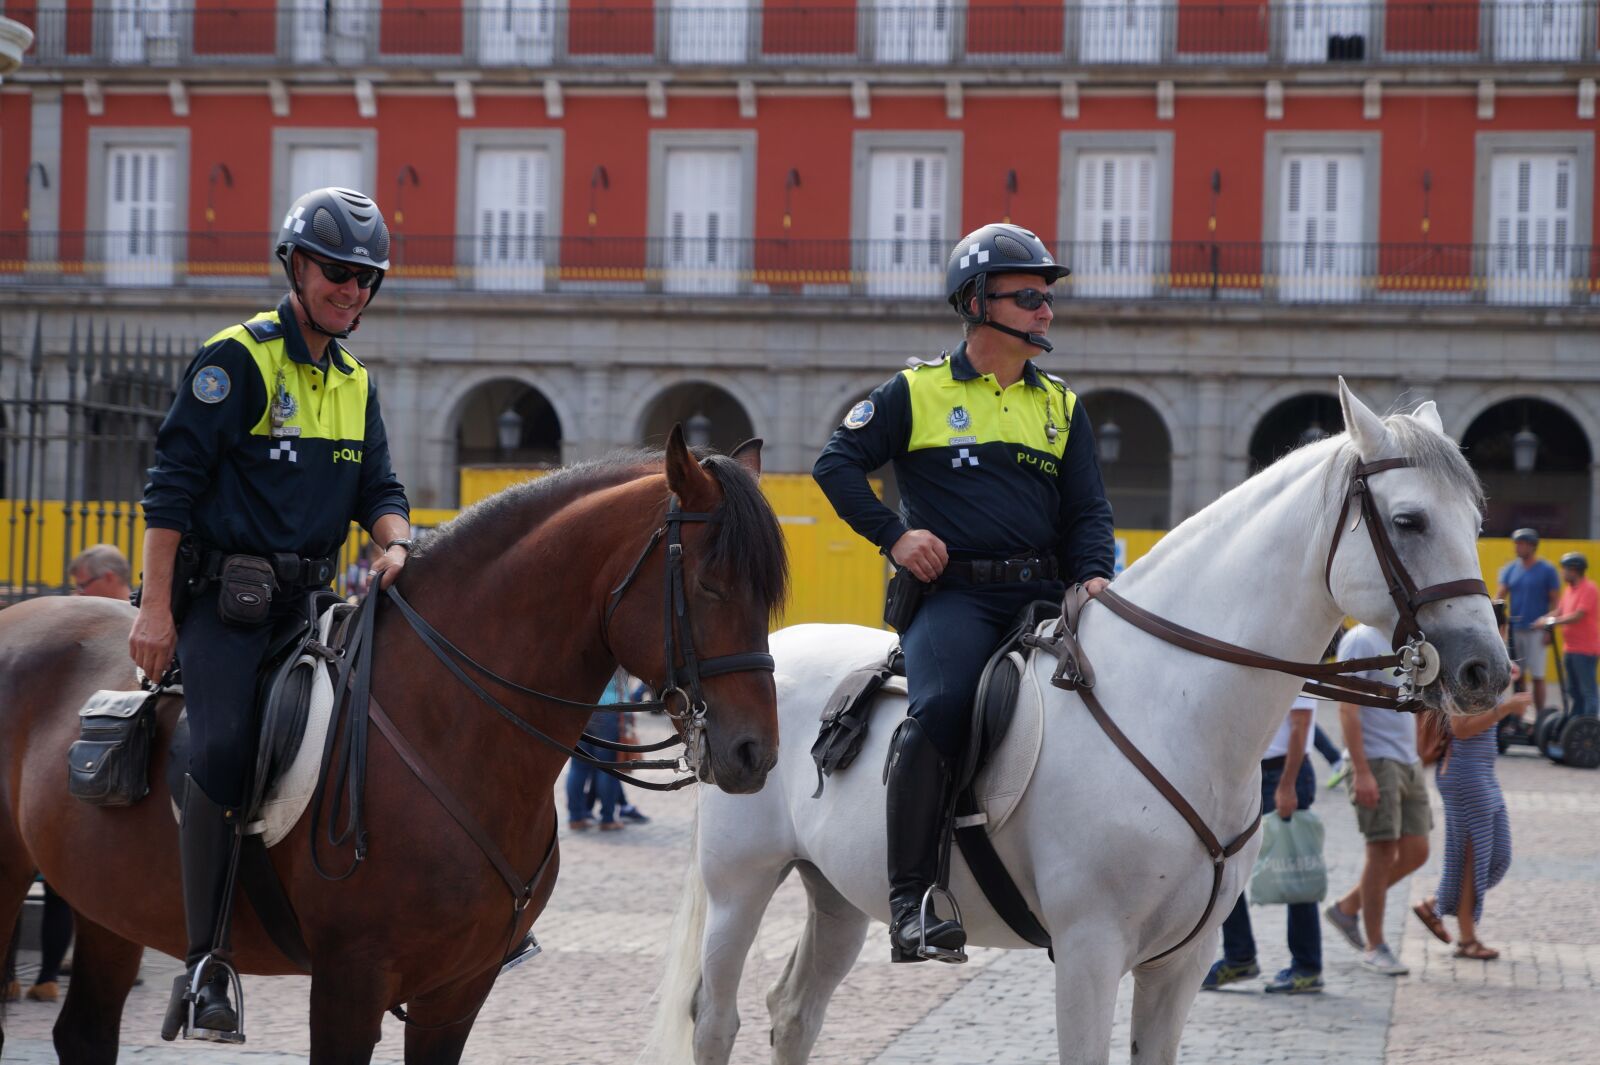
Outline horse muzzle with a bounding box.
[1428,628,1513,715]
[704,731,777,794]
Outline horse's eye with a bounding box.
[1393,513,1427,534]
[698,580,727,601]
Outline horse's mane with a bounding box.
[1128,408,1485,579]
[411,449,788,608]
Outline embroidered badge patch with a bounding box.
[844,400,875,429]
[192,366,230,404]
[947,406,971,431]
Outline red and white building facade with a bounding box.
[0,1,1596,533]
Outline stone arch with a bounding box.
[1460,395,1594,538]
[1246,391,1344,474]
[632,379,758,454]
[428,370,576,507]
[1078,389,1174,531]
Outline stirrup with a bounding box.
[499,932,542,975]
[914,885,967,964]
[184,957,246,1045]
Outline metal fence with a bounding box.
[11,2,1598,68]
[2,233,1596,307]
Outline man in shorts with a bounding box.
[1496,528,1561,710]
[1322,622,1431,976]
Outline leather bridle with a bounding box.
[1027,452,1491,963]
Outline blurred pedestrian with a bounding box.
[1202,693,1324,994]
[1495,529,1561,710]
[68,543,133,602]
[1413,688,1527,961]
[1324,623,1430,977]
[1537,553,1598,719]
[565,673,631,831]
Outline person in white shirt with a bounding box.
[1322,623,1431,976]
[1201,693,1324,994]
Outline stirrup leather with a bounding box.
[180,957,246,1044]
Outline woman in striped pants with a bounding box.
[1414,690,1529,960]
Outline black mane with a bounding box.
[411,449,789,609]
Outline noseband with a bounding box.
[1324,457,1491,694]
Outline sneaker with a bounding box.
[1323,904,1364,951]
[1200,958,1260,990]
[1360,944,1409,976]
[618,804,651,824]
[1264,967,1324,994]
[1325,751,1351,789]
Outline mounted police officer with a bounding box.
[130,187,412,1040]
[813,223,1115,963]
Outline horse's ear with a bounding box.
[665,424,717,507]
[1411,400,1445,436]
[729,437,763,481]
[1338,377,1390,461]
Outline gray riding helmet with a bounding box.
[275,187,392,337]
[1560,551,1587,573]
[944,223,1069,323]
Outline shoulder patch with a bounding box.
[243,317,284,343]
[843,400,875,430]
[904,352,949,370]
[192,365,231,404]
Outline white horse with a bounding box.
[650,381,1509,1065]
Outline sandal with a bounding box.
[1454,939,1499,961]
[1412,900,1452,944]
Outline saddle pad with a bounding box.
[875,654,1044,834]
[169,605,338,848]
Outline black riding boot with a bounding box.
[161,776,243,1041]
[885,718,966,963]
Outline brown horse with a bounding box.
[0,430,787,1064]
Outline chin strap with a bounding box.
[981,320,1053,352]
[960,280,1053,352]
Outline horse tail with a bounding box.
[643,803,706,1065]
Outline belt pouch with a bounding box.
[883,566,929,634]
[67,689,160,806]
[217,554,276,626]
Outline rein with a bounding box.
[1030,452,1490,962]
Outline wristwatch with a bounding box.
[385,538,413,553]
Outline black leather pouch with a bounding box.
[883,567,929,634]
[217,554,276,626]
[68,690,159,806]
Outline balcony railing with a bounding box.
[1,232,1595,308]
[10,2,1598,69]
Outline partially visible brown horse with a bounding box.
[0,429,787,1064]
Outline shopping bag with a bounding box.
[1249,809,1327,905]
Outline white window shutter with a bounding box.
[663,149,742,293]
[1279,151,1362,301]
[1074,151,1155,297]
[289,147,363,199]
[1489,151,1576,304]
[475,148,550,292]
[867,150,947,295]
[105,145,176,286]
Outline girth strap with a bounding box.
[1074,683,1260,963]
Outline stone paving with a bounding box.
[2,706,1595,1063]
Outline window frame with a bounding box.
[269,127,379,237]
[85,126,192,286]
[1474,130,1595,305]
[1261,131,1382,298]
[850,130,964,298]
[455,129,566,292]
[646,130,758,295]
[1058,131,1175,297]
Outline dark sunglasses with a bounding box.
[302,253,382,290]
[986,288,1055,310]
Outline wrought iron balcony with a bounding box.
[10,2,1598,70]
[0,232,1595,308]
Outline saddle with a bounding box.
[69,590,357,972]
[811,600,1060,949]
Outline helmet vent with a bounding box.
[993,233,1033,261]
[311,207,345,247]
[371,227,391,260]
[348,210,373,224]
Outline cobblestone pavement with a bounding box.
[3,707,1595,1063]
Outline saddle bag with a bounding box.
[68,689,161,807]
[810,649,903,798]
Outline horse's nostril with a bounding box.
[1459,658,1490,691]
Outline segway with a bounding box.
[1540,625,1600,769]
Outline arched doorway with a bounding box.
[454,379,563,470]
[1462,398,1592,538]
[1248,393,1344,474]
[1081,390,1172,530]
[638,382,755,454]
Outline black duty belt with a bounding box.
[941,557,1059,585]
[202,549,336,590]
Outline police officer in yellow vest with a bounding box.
[814,223,1115,963]
[131,187,412,1039]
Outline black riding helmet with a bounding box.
[945,223,1070,352]
[1561,551,1588,574]
[275,187,392,340]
